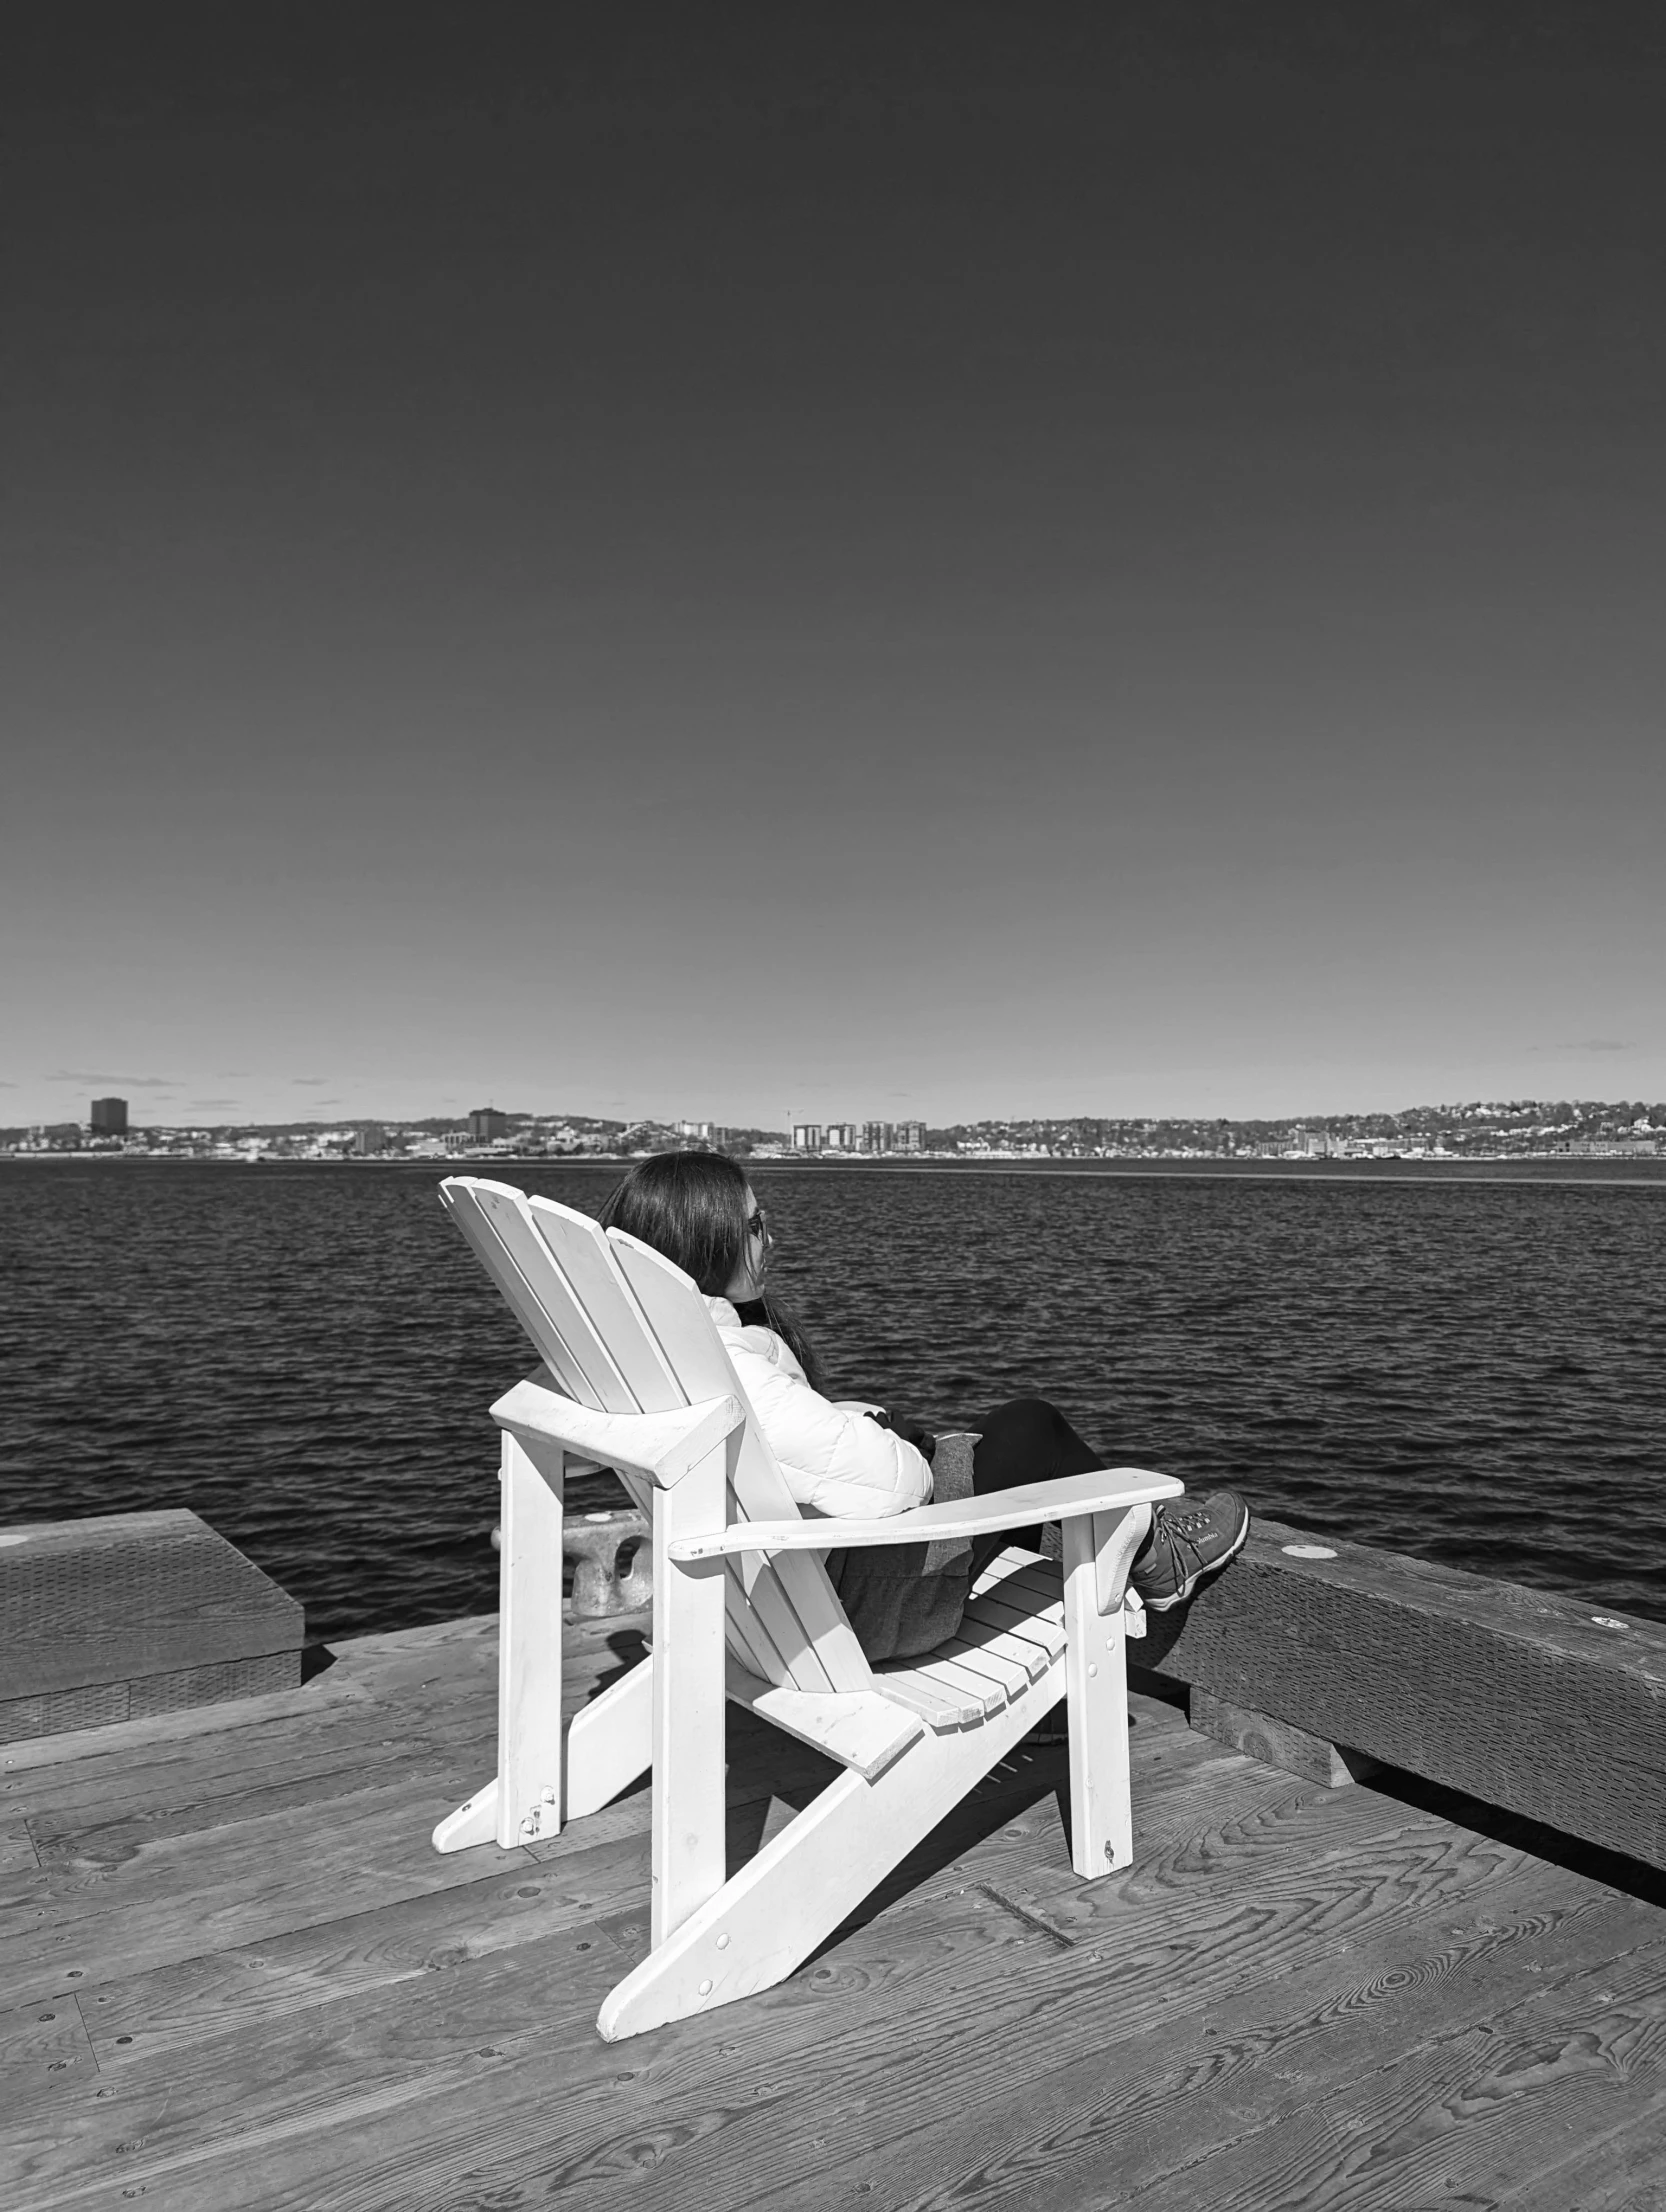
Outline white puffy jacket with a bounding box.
[705,1296,933,1518]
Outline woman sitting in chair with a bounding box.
[598,1150,1248,1661]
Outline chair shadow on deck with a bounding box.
[720,1708,1123,1962]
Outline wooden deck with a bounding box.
[4,1610,1665,2212]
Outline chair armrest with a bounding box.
[489,1379,745,1489]
[665,1466,1182,1561]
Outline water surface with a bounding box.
[2,1160,1661,1638]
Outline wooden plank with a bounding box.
[866,1665,983,1731]
[27,1747,465,1871]
[1133,1514,1666,1870]
[0,1512,303,1733]
[775,1878,1661,2212]
[74,1780,1639,2212]
[64,1744,871,2082]
[3,1613,633,1836]
[724,1662,922,1782]
[617,1842,1652,2212]
[0,1594,1592,2199]
[0,1825,38,1872]
[1510,2098,1666,2211]
[74,1856,646,2074]
[44,1723,885,2097]
[0,1769,533,2006]
[961,1589,1065,1664]
[7,1599,1659,2212]
[0,1666,467,1812]
[889,1649,1008,1720]
[938,1624,1049,1687]
[0,1984,99,2095]
[0,1873,1058,2211]
[0,1650,302,1747]
[1191,1686,1382,1788]
[0,1917,635,2207]
[1124,1929,1666,2211]
[667,1465,1182,1559]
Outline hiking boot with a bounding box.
[1131,1491,1251,1611]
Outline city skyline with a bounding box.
[12,1090,1662,1143]
[5,12,1663,1132]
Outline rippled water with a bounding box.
[2,1161,1662,1639]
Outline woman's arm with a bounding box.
[727,1339,933,1517]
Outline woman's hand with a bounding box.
[864,1408,936,1463]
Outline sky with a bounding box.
[5,4,1663,1131]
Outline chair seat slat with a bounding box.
[870,1669,986,1730]
[963,1592,1067,1663]
[940,1624,1051,1688]
[890,1650,1008,1720]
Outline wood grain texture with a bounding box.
[2,1607,1661,2212]
[89,1812,1641,2212]
[783,1882,1662,2212]
[1117,1930,1666,2212]
[0,1920,632,2208]
[0,1768,533,2005]
[0,1512,303,1720]
[0,1823,40,1872]
[0,1665,374,1787]
[1134,1514,1666,1870]
[0,1984,99,2095]
[0,1650,303,1748]
[1191,1686,1382,1787]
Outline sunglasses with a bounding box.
[746,1206,768,1240]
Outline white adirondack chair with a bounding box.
[432,1176,1183,2041]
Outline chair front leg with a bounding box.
[650,1435,732,1947]
[1062,1502,1151,1878]
[496,1430,567,1847]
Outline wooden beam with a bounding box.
[0,1510,304,1743]
[1189,1689,1380,1789]
[1131,1516,1666,1870]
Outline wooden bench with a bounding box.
[0,1509,305,1744]
[1134,1515,1666,1871]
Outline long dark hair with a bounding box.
[597,1151,822,1386]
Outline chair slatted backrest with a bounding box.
[603,1225,874,1696]
[442,1178,873,1697]
[443,1176,783,1683]
[525,1198,814,1690]
[442,1178,633,1411]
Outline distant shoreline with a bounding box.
[6,1152,1664,1188]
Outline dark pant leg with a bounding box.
[967,1397,1102,1581]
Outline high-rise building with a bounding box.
[354,1124,387,1156]
[894,1121,925,1153]
[90,1097,128,1136]
[468,1107,509,1143]
[860,1120,888,1153]
[823,1122,858,1151]
[792,1124,824,1152]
